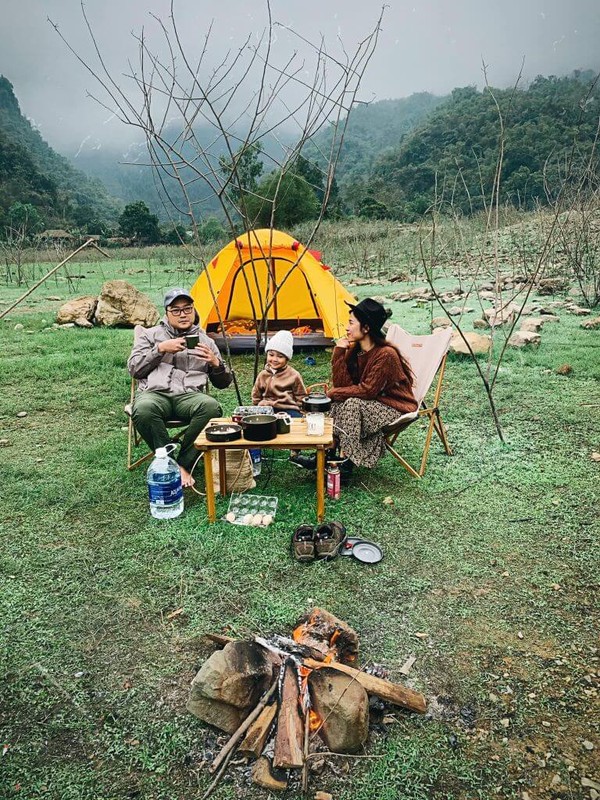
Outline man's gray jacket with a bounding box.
[128,319,232,395]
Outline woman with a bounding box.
[328,298,417,475]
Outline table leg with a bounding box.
[316,447,325,522]
[218,450,227,496]
[203,448,217,522]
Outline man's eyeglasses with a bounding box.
[168,305,194,317]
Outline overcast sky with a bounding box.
[2,0,599,156]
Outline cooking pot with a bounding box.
[241,414,278,442]
[302,392,332,414]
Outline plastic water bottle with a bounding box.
[147,445,184,519]
[249,448,262,477]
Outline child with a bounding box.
[251,330,306,416]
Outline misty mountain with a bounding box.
[0,76,121,228]
[67,93,444,222]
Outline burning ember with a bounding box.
[187,608,426,794]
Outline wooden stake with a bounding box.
[0,239,107,320]
[303,658,427,714]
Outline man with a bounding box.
[128,288,232,487]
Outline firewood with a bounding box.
[293,608,359,664]
[251,756,288,791]
[238,702,277,758]
[273,661,305,769]
[204,633,235,648]
[209,680,278,774]
[303,658,426,714]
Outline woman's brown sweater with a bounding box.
[329,344,417,414]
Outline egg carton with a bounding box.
[225,493,278,526]
[233,405,274,417]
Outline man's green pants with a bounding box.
[132,391,221,471]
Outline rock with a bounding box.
[583,740,595,750]
[13,323,24,331]
[520,317,544,333]
[389,292,412,302]
[56,296,97,326]
[450,331,492,355]
[314,793,333,800]
[45,295,62,301]
[431,316,452,330]
[539,313,560,323]
[566,305,591,316]
[447,306,463,316]
[189,641,277,711]
[371,296,391,305]
[538,277,569,294]
[251,756,288,791]
[582,778,600,791]
[16,411,27,418]
[581,316,600,330]
[95,280,159,327]
[186,693,249,734]
[483,302,518,327]
[479,290,496,300]
[508,331,541,347]
[473,318,489,330]
[556,364,573,375]
[59,323,76,328]
[0,439,10,446]
[309,668,369,753]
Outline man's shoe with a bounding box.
[289,453,317,470]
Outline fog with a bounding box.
[2,0,599,157]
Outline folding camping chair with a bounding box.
[382,323,453,478]
[125,324,190,470]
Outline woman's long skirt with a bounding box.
[330,398,403,468]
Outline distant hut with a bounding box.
[38,229,75,245]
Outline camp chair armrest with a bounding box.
[382,410,419,435]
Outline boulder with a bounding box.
[581,316,600,330]
[95,280,159,327]
[189,641,277,710]
[566,305,591,316]
[483,302,517,327]
[450,331,492,356]
[186,693,249,734]
[309,668,369,753]
[431,316,452,330]
[56,296,97,327]
[537,277,569,295]
[473,318,489,330]
[520,317,544,333]
[508,331,541,348]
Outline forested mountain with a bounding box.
[307,92,445,188]
[0,76,121,232]
[355,71,600,220]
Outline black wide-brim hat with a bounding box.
[346,298,390,337]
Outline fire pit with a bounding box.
[187,608,426,794]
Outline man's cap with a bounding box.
[345,297,391,338]
[164,288,194,309]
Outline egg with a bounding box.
[252,514,263,526]
[225,512,236,523]
[243,513,253,525]
[262,514,273,526]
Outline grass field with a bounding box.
[1,226,599,800]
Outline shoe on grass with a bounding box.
[289,453,317,470]
[314,521,347,560]
[292,524,315,562]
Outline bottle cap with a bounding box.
[155,447,168,458]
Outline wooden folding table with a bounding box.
[194,417,334,523]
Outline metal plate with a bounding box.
[339,536,365,556]
[351,541,383,564]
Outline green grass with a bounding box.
[1,230,599,800]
